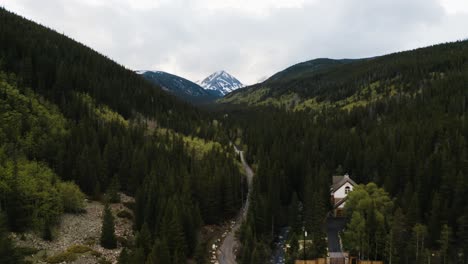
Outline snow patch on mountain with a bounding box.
[198,70,244,96]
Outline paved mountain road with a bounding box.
[327,217,346,252]
[217,146,254,264]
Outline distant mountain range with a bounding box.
[197,70,244,96]
[137,70,219,103]
[137,70,244,104]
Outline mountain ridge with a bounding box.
[137,70,220,103]
[220,40,468,110]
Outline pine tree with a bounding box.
[131,247,146,264]
[145,244,157,264]
[438,224,452,264]
[288,192,301,234]
[106,175,121,203]
[412,223,427,262]
[343,211,366,259]
[457,210,468,264]
[0,213,21,264]
[100,204,117,249]
[146,239,171,264]
[42,218,53,241]
[135,223,152,256]
[250,244,263,264]
[118,248,130,264]
[385,208,406,264]
[6,155,28,232]
[160,200,187,258]
[428,193,441,246]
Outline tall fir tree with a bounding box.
[100,204,117,249]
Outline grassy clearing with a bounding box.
[220,87,270,105]
[155,128,223,158]
[74,92,128,126]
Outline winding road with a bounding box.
[217,146,254,264]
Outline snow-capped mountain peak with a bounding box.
[198,70,244,96]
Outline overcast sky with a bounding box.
[2,0,468,84]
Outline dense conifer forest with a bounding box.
[0,8,244,263]
[1,5,468,264]
[225,40,468,263]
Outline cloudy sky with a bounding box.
[2,0,468,84]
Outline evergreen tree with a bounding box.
[42,218,53,241]
[100,204,117,249]
[135,223,152,256]
[106,175,121,203]
[343,211,366,259]
[146,239,171,264]
[385,208,406,264]
[131,247,146,264]
[412,223,427,263]
[118,248,130,264]
[0,213,21,264]
[457,211,468,263]
[438,224,452,264]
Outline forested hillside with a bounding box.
[0,8,244,263]
[221,40,468,111]
[0,7,204,134]
[224,40,468,263]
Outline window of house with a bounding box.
[345,186,351,194]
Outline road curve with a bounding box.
[217,146,254,264]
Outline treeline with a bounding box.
[226,48,468,263]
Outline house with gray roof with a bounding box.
[330,173,357,217]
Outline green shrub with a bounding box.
[58,182,86,213]
[0,160,64,232]
[16,246,39,256]
[116,236,130,247]
[46,251,77,263]
[116,210,133,220]
[83,237,96,246]
[66,244,92,254]
[98,258,112,264]
[122,202,135,211]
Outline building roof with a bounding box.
[331,173,357,192]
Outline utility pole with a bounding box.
[302,226,307,261]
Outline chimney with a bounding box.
[344,173,349,178]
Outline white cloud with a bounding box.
[192,0,309,15]
[440,0,468,13]
[2,0,467,84]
